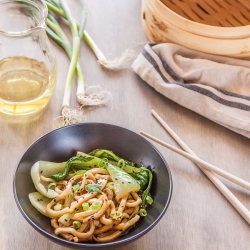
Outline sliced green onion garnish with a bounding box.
[139,209,147,217]
[47,182,56,189]
[91,200,102,210]
[106,182,115,190]
[82,202,90,211]
[72,184,80,192]
[146,195,153,205]
[110,211,122,220]
[73,221,82,229]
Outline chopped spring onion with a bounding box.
[47,182,56,189]
[82,202,90,211]
[91,200,102,210]
[110,211,122,220]
[139,208,147,217]
[106,182,115,190]
[146,195,154,205]
[73,221,82,229]
[72,184,80,192]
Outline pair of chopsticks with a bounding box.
[140,110,250,225]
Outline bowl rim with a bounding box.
[13,122,173,248]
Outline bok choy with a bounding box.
[49,149,153,212]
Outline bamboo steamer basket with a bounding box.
[141,0,250,58]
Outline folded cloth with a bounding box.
[132,43,250,139]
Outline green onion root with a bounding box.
[97,49,136,70]
[77,86,112,107]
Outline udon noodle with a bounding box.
[41,167,141,242]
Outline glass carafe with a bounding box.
[0,0,57,115]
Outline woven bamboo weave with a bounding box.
[141,0,250,57]
[161,0,250,27]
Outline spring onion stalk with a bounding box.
[47,0,86,127]
[46,14,71,54]
[46,0,61,9]
[45,2,112,126]
[46,14,85,97]
[82,29,135,70]
[75,4,87,98]
[45,0,134,70]
[45,0,106,62]
[59,0,80,109]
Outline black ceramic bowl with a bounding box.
[13,123,172,249]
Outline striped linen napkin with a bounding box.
[132,43,250,139]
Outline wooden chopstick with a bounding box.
[143,109,250,225]
[140,131,250,191]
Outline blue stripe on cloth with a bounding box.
[142,46,250,112]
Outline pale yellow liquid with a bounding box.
[0,57,56,115]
